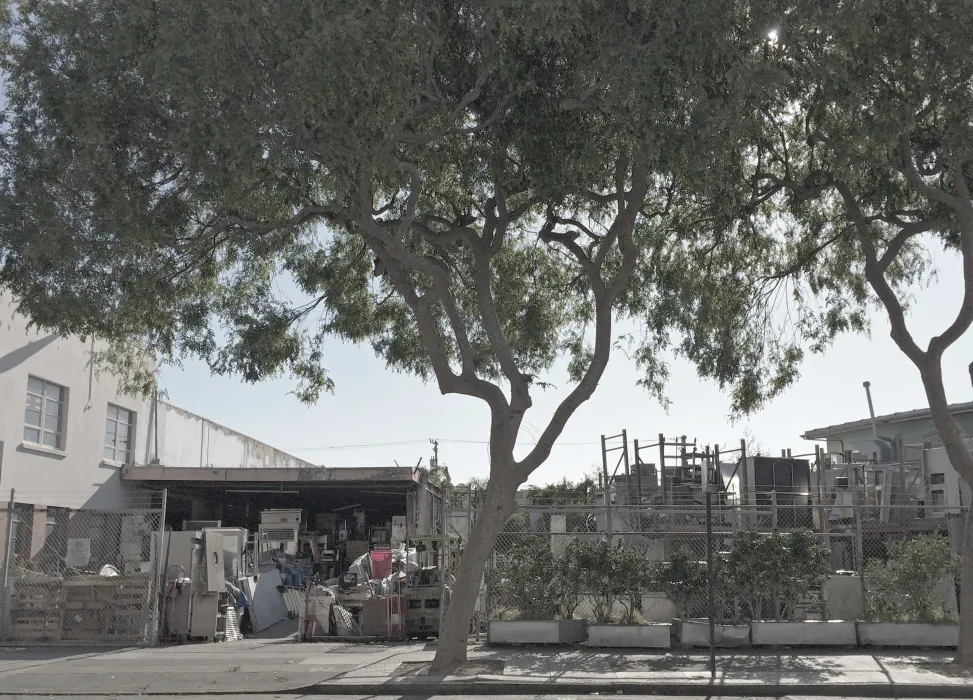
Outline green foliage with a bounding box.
[574,541,617,623]
[565,540,651,624]
[865,535,958,623]
[728,529,832,621]
[558,539,592,621]
[526,478,596,507]
[728,530,774,621]
[428,463,452,490]
[0,0,818,426]
[493,539,561,621]
[653,548,708,621]
[724,1,973,411]
[612,545,652,625]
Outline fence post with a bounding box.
[601,435,613,544]
[151,488,168,645]
[1,489,14,640]
[706,491,716,679]
[2,489,14,589]
[771,490,778,531]
[855,508,867,616]
[659,433,667,505]
[737,438,748,529]
[486,549,494,627]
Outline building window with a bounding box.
[10,505,34,564]
[931,489,945,507]
[105,404,135,463]
[24,376,66,449]
[930,473,946,485]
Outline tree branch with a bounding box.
[554,216,602,242]
[605,144,650,301]
[207,205,337,236]
[377,247,507,413]
[471,213,533,417]
[515,146,651,478]
[763,230,848,281]
[927,158,973,357]
[877,218,946,272]
[835,181,927,366]
[393,64,519,147]
[394,160,422,240]
[539,217,597,278]
[898,136,959,208]
[515,281,613,478]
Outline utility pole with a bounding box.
[429,438,439,468]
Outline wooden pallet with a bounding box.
[11,615,63,641]
[10,574,153,644]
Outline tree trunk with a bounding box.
[920,365,973,666]
[430,475,518,674]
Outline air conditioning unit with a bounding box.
[260,509,302,526]
[258,524,300,556]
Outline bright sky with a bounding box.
[159,239,973,486]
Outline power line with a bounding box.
[282,437,598,451]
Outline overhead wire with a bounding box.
[281,437,598,451]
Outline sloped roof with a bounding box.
[802,401,973,440]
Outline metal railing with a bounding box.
[467,498,967,625]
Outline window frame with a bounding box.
[930,472,946,485]
[23,376,67,450]
[104,403,136,464]
[10,504,34,562]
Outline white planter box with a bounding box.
[858,622,958,648]
[586,623,671,648]
[680,620,750,647]
[751,621,857,646]
[488,619,587,645]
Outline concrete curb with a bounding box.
[7,681,973,697]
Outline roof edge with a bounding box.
[802,401,973,440]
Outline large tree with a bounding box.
[1,1,808,669]
[738,1,973,663]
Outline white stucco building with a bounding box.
[0,291,324,567]
[0,290,156,564]
[1,292,444,572]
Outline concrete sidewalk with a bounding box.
[1,637,972,697]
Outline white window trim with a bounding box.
[104,403,135,465]
[24,376,67,450]
[19,440,68,459]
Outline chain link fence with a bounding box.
[474,498,968,626]
[1,492,165,645]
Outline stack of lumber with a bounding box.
[61,573,153,642]
[10,580,63,641]
[10,573,153,644]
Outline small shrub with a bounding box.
[653,548,708,620]
[558,539,590,620]
[570,540,615,623]
[778,529,832,620]
[865,534,957,623]
[567,540,653,624]
[613,545,652,624]
[493,538,561,620]
[727,529,831,621]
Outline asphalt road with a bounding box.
[0,696,950,700]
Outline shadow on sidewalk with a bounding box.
[722,653,844,683]
[0,646,124,662]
